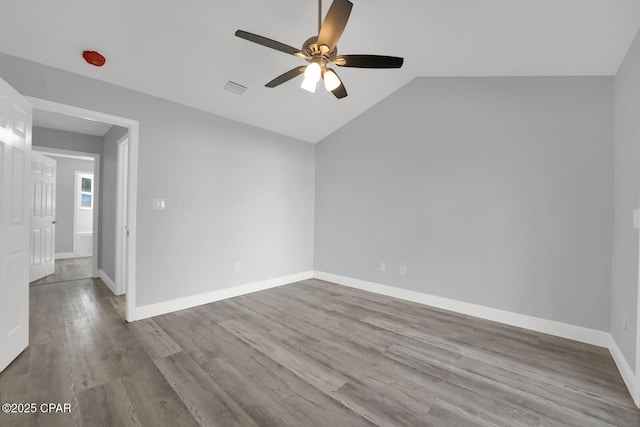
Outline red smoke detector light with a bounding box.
[82,51,106,67]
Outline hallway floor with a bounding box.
[30,257,92,286]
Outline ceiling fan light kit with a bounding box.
[323,69,341,91]
[301,75,318,93]
[304,61,322,80]
[235,0,403,100]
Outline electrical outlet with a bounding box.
[380,262,386,272]
[234,262,241,273]
[399,265,407,276]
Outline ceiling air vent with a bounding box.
[223,80,248,96]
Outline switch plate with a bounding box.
[380,262,386,272]
[152,199,166,210]
[400,265,407,276]
[234,262,241,273]
[634,210,640,229]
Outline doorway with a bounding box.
[29,148,98,285]
[74,171,94,257]
[28,96,139,322]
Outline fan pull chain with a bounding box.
[318,0,322,33]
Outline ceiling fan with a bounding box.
[235,0,404,99]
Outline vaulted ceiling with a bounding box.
[1,0,639,142]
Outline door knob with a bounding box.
[52,220,57,224]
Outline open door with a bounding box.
[0,77,31,372]
[30,152,56,282]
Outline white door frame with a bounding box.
[28,96,139,323]
[115,134,128,296]
[33,148,99,272]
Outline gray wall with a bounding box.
[32,126,103,155]
[99,125,128,280]
[34,154,94,254]
[315,76,614,331]
[612,29,640,368]
[0,53,315,306]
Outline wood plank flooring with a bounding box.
[30,257,93,286]
[1,276,639,426]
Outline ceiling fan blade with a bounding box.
[265,66,308,88]
[334,55,404,68]
[317,0,353,53]
[235,30,302,56]
[329,69,348,99]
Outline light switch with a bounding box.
[634,210,640,229]
[152,198,166,210]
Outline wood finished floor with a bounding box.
[1,277,639,426]
[29,257,93,286]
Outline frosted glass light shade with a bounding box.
[301,76,317,93]
[324,69,341,91]
[304,62,321,82]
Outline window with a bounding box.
[80,175,93,209]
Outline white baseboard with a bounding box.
[313,271,640,407]
[97,269,119,296]
[55,252,77,259]
[313,271,610,348]
[127,268,640,407]
[134,270,314,321]
[609,335,639,406]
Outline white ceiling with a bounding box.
[1,0,639,143]
[33,109,112,137]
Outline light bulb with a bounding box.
[303,62,321,82]
[301,76,317,93]
[323,69,341,91]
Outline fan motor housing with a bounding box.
[301,36,336,62]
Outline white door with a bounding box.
[116,136,129,295]
[30,152,56,282]
[0,78,31,372]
